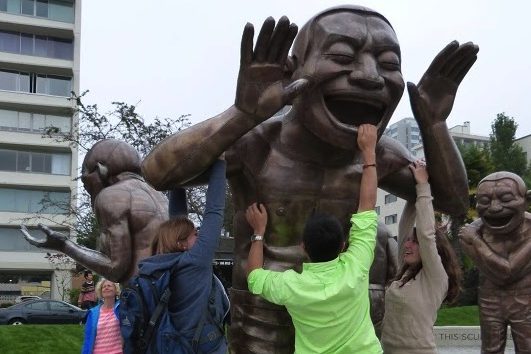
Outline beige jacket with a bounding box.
[381,183,448,354]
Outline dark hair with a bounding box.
[395,227,462,304]
[302,213,345,262]
[84,270,93,278]
[151,216,195,255]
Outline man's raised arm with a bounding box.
[358,124,378,212]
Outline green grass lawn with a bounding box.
[0,307,479,353]
[0,324,83,354]
[436,305,480,326]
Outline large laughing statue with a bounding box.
[459,172,531,353]
[143,5,476,352]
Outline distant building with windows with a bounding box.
[376,119,488,237]
[0,0,80,303]
[384,117,422,152]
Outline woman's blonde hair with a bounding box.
[151,216,195,255]
[95,278,121,299]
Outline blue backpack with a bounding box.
[119,260,229,354]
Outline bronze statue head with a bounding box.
[81,139,141,202]
[476,171,531,235]
[289,5,404,150]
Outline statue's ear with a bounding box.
[96,162,109,182]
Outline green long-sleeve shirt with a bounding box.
[248,210,382,354]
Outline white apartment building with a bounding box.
[0,0,80,303]
[377,119,488,237]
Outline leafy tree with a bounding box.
[489,113,529,177]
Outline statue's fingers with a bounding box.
[277,23,298,66]
[38,223,53,236]
[240,23,255,66]
[282,78,310,103]
[440,42,479,79]
[454,55,478,86]
[266,16,290,63]
[424,41,459,76]
[254,17,276,62]
[407,82,422,116]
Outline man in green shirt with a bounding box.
[246,124,382,353]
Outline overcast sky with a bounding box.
[80,0,531,138]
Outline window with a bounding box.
[0,109,71,133]
[0,188,70,213]
[375,206,380,215]
[0,0,74,23]
[0,70,20,91]
[384,194,397,204]
[0,70,71,96]
[49,301,72,312]
[0,148,71,175]
[0,30,73,60]
[385,214,397,225]
[25,301,48,311]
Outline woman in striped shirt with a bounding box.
[82,279,122,354]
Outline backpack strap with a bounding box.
[191,275,219,352]
[140,261,181,353]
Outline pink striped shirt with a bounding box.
[93,306,123,354]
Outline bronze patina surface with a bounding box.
[143,5,476,352]
[460,172,531,353]
[22,139,168,285]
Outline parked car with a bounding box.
[0,299,87,325]
[15,295,41,303]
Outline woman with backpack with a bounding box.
[124,157,229,354]
[82,278,122,354]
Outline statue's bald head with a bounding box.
[479,171,527,197]
[291,5,396,66]
[83,139,141,179]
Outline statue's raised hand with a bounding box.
[20,224,67,252]
[235,16,310,119]
[408,41,479,128]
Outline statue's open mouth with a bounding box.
[483,215,514,228]
[324,95,385,127]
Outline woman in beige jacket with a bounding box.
[381,160,462,354]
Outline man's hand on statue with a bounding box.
[408,41,479,128]
[245,203,268,236]
[357,124,377,157]
[235,16,310,119]
[20,224,67,251]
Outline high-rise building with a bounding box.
[384,117,422,152]
[0,0,81,304]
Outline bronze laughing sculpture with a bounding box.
[460,172,531,354]
[142,5,476,352]
[21,139,169,285]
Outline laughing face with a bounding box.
[476,177,527,235]
[292,11,404,150]
[403,231,421,266]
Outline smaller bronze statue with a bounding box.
[21,139,169,285]
[459,172,531,353]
